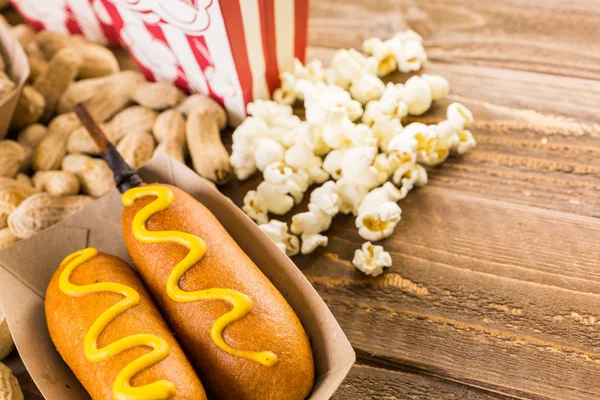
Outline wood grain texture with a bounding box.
[4,1,600,399]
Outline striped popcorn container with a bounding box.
[101,0,309,126]
[10,0,121,45]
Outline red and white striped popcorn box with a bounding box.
[10,0,121,45]
[100,0,309,126]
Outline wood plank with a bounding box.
[308,0,600,80]
[300,47,600,217]
[333,364,513,400]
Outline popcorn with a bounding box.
[352,241,392,276]
[373,152,405,184]
[273,59,327,104]
[456,129,476,155]
[395,40,427,73]
[322,149,347,180]
[264,162,293,184]
[301,233,329,254]
[347,123,378,149]
[321,108,355,149]
[232,31,476,269]
[403,76,432,116]
[272,72,297,105]
[421,74,450,101]
[447,102,474,129]
[362,38,398,77]
[399,122,447,166]
[284,144,329,184]
[392,162,427,196]
[242,190,268,224]
[304,83,363,126]
[341,146,377,179]
[254,138,285,172]
[393,29,423,44]
[259,220,300,256]
[230,148,257,181]
[358,182,403,215]
[256,179,299,215]
[371,115,403,152]
[291,207,332,235]
[327,48,372,89]
[349,74,385,104]
[247,100,302,140]
[309,181,340,216]
[335,166,379,215]
[355,201,402,241]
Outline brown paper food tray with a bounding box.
[0,154,355,400]
[0,20,29,138]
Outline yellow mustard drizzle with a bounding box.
[58,248,176,400]
[122,185,278,367]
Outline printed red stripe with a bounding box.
[64,6,84,36]
[100,0,156,82]
[294,0,309,62]
[10,2,45,31]
[187,35,224,103]
[143,22,190,92]
[258,0,279,94]
[219,0,253,108]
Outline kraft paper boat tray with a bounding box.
[0,155,355,400]
[0,19,29,139]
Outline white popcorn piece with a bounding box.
[358,182,404,215]
[347,124,378,149]
[396,40,427,73]
[289,170,311,204]
[259,220,300,256]
[263,162,293,184]
[230,149,257,181]
[371,115,403,152]
[387,129,418,155]
[301,233,329,254]
[421,74,450,101]
[327,48,370,89]
[242,190,268,224]
[321,107,355,149]
[393,29,423,44]
[447,102,474,129]
[435,119,461,150]
[392,162,427,198]
[456,129,476,155]
[374,152,401,184]
[355,201,402,241]
[247,100,302,140]
[349,74,385,104]
[291,207,332,235]
[254,138,285,172]
[352,241,392,277]
[362,38,398,77]
[294,58,326,84]
[322,148,347,180]
[398,122,447,166]
[379,83,409,119]
[273,72,297,105]
[256,180,299,215]
[341,146,377,179]
[310,181,341,216]
[335,166,379,215]
[403,76,432,116]
[285,144,321,170]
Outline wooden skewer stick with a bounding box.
[74,103,144,193]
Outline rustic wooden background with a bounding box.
[4,1,600,399]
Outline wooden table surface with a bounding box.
[4,1,600,399]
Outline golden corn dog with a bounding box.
[121,184,314,400]
[45,248,207,400]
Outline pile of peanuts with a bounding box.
[0,20,230,249]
